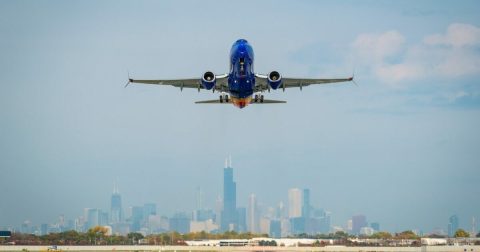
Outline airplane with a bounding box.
[126,39,354,109]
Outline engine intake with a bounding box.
[201,71,216,90]
[267,71,282,90]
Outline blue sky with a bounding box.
[0,0,479,233]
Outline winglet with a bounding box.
[124,71,132,88]
[350,70,358,87]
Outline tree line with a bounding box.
[2,227,479,246]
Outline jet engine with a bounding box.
[267,71,282,90]
[201,71,216,90]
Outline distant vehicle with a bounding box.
[127,39,353,108]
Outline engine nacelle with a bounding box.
[201,71,216,90]
[267,71,282,90]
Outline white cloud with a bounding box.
[424,23,480,47]
[352,30,405,63]
[352,23,480,85]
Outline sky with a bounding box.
[0,0,479,233]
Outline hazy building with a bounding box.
[288,188,302,218]
[290,217,305,234]
[190,219,218,233]
[276,201,286,219]
[302,188,311,218]
[143,203,157,223]
[215,196,223,225]
[352,215,367,234]
[247,193,259,233]
[236,207,247,232]
[221,157,237,231]
[259,217,271,234]
[131,206,144,232]
[303,205,331,235]
[194,209,215,222]
[110,184,123,224]
[347,219,353,233]
[86,208,107,229]
[371,222,380,232]
[270,220,281,238]
[169,212,190,234]
[196,186,204,210]
[40,224,48,235]
[448,214,459,237]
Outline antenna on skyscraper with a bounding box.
[229,155,232,167]
[225,157,228,168]
[113,178,119,194]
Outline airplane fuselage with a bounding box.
[227,39,256,108]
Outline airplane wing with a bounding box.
[254,74,353,92]
[195,99,286,104]
[127,74,229,92]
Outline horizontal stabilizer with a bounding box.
[195,99,286,104]
[251,99,286,104]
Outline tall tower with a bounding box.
[110,182,123,224]
[302,188,311,218]
[448,215,459,237]
[247,193,259,233]
[221,157,237,231]
[288,188,302,218]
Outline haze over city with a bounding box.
[0,0,479,235]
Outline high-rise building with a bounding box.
[247,193,259,233]
[288,188,302,218]
[448,215,459,237]
[169,212,190,234]
[302,189,311,218]
[221,157,237,231]
[110,183,123,224]
[143,203,157,220]
[270,220,281,238]
[352,215,367,234]
[236,207,247,232]
[371,222,380,232]
[40,224,48,235]
[196,186,204,210]
[86,209,100,229]
[131,206,144,232]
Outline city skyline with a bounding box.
[1,158,477,237]
[0,0,479,236]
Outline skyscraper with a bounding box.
[448,214,459,237]
[247,193,259,233]
[288,188,302,218]
[110,183,123,224]
[302,188,311,218]
[131,206,144,232]
[221,157,237,231]
[352,214,367,234]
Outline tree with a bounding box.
[476,232,480,238]
[454,229,469,238]
[127,232,144,244]
[87,226,108,245]
[370,231,392,239]
[395,230,418,239]
[332,231,349,239]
